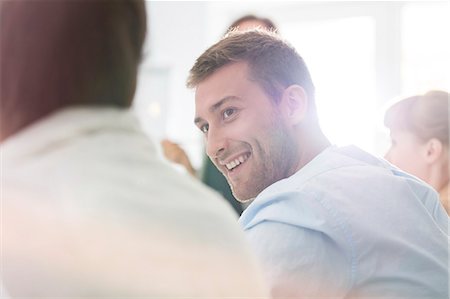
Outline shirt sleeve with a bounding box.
[245,219,352,299]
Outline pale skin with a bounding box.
[385,128,449,214]
[194,61,330,202]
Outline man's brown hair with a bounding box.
[187,30,316,115]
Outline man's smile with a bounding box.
[217,152,252,178]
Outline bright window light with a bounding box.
[283,17,376,153]
[402,2,450,94]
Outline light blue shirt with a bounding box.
[240,145,449,298]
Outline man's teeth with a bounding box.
[226,154,248,170]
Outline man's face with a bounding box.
[194,62,298,202]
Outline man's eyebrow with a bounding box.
[210,96,239,113]
[194,96,240,125]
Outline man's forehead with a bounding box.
[194,63,248,105]
[197,61,250,90]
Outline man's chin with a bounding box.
[235,196,255,204]
[231,188,256,204]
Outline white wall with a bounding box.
[134,1,209,167]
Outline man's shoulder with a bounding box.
[241,145,446,234]
[253,146,391,199]
[318,145,390,171]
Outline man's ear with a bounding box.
[280,85,308,126]
[424,138,443,164]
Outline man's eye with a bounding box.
[223,108,235,119]
[200,124,209,133]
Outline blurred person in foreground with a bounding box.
[384,90,449,215]
[162,14,277,215]
[188,30,449,298]
[0,1,268,297]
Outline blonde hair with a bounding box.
[384,90,449,144]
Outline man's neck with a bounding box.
[294,127,331,174]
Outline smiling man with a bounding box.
[193,61,306,201]
[188,30,449,298]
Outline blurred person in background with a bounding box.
[384,90,449,215]
[0,1,268,297]
[226,14,277,33]
[188,30,449,298]
[162,14,277,215]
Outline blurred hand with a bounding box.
[161,139,197,177]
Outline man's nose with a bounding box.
[205,126,227,160]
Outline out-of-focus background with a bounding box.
[133,1,449,169]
